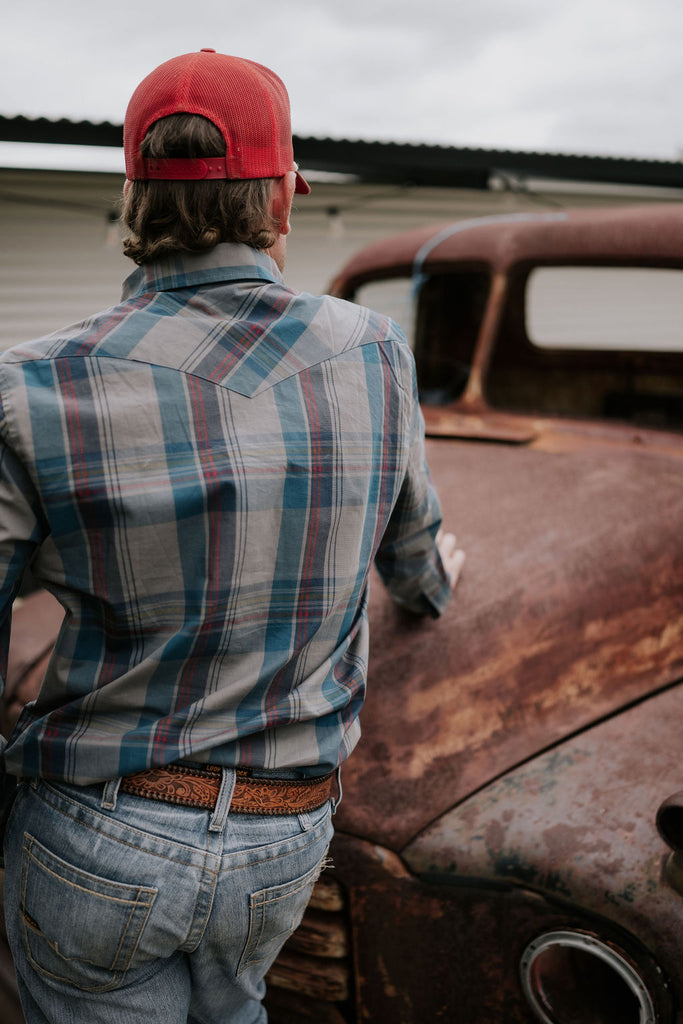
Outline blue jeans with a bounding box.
[3,772,334,1023]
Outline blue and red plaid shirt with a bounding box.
[0,244,450,783]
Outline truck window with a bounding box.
[414,271,490,404]
[354,271,490,406]
[486,265,683,431]
[527,267,683,351]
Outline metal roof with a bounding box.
[2,113,683,191]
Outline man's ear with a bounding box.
[270,176,295,236]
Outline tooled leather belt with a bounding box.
[119,763,333,815]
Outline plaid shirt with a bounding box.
[0,244,450,783]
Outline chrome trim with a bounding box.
[520,929,656,1024]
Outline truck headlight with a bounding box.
[520,930,657,1024]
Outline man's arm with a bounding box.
[0,430,47,857]
[374,360,464,617]
[0,435,47,708]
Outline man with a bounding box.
[0,50,463,1023]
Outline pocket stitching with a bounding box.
[237,854,328,976]
[20,833,158,993]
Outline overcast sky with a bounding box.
[3,0,683,161]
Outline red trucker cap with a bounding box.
[123,49,310,194]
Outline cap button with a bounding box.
[200,48,216,53]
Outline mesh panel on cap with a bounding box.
[124,51,294,182]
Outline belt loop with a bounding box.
[101,777,122,811]
[331,766,343,814]
[208,768,236,833]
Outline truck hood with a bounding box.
[335,431,683,849]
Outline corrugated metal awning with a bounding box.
[2,114,683,191]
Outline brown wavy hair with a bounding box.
[122,114,277,265]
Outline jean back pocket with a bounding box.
[237,857,325,977]
[20,832,157,993]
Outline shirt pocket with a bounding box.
[237,855,325,977]
[20,832,157,993]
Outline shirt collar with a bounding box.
[121,243,284,300]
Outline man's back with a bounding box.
[0,242,448,784]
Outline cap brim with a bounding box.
[295,170,311,195]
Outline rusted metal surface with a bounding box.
[657,790,683,854]
[329,205,683,296]
[421,405,538,443]
[266,947,350,1002]
[335,434,683,852]
[264,987,350,1024]
[327,832,675,1023]
[283,907,349,959]
[307,874,346,912]
[403,683,683,1009]
[423,398,683,455]
[11,439,680,864]
[460,269,507,410]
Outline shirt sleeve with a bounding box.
[0,416,48,707]
[374,358,452,618]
